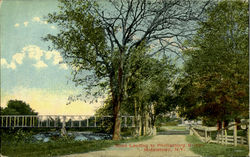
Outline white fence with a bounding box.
[190,121,249,146]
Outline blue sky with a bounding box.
[1,0,101,115]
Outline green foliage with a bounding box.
[1,100,38,115]
[1,129,34,145]
[155,117,181,127]
[1,131,152,157]
[202,118,217,127]
[177,0,248,122]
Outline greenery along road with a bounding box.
[61,135,198,157]
[61,135,249,157]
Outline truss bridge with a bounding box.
[0,115,136,128]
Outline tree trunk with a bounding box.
[112,96,121,140]
[139,116,142,136]
[235,118,241,130]
[134,98,139,136]
[112,57,123,140]
[217,120,222,130]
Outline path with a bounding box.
[61,135,200,157]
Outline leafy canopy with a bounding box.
[177,0,248,122]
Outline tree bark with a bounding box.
[112,57,123,140]
[112,95,121,140]
[134,98,139,136]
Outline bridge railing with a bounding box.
[0,115,136,128]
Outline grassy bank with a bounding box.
[1,132,152,157]
[186,135,249,157]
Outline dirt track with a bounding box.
[61,135,201,157]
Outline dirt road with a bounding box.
[62,135,200,157]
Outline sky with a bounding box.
[0,0,102,115]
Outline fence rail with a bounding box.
[190,121,249,146]
[0,115,136,128]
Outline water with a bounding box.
[32,131,112,142]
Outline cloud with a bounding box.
[24,21,29,27]
[1,58,7,66]
[33,60,48,69]
[1,58,16,70]
[14,23,20,27]
[52,51,63,65]
[45,51,53,60]
[32,16,41,22]
[25,45,44,61]
[2,45,68,70]
[12,52,25,64]
[32,16,48,25]
[8,61,17,69]
[1,87,102,115]
[59,63,68,70]
[45,50,66,68]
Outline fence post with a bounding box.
[38,116,40,127]
[241,137,244,145]
[25,117,27,127]
[247,126,249,145]
[189,125,193,135]
[22,116,24,127]
[46,116,49,127]
[17,117,19,127]
[87,117,89,127]
[54,116,56,127]
[79,116,81,127]
[225,129,227,145]
[205,128,207,143]
[14,117,16,127]
[30,116,32,127]
[61,116,67,136]
[33,117,35,127]
[234,120,237,146]
[125,116,127,127]
[217,130,219,144]
[9,117,11,127]
[71,116,73,127]
[221,122,224,145]
[132,116,135,127]
[62,116,66,128]
[248,126,250,157]
[94,116,96,127]
[5,117,7,127]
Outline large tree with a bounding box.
[96,55,178,135]
[177,0,248,124]
[44,0,211,140]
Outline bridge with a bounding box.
[0,115,136,128]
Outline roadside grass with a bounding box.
[1,135,152,157]
[186,135,249,157]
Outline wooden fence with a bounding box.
[190,121,249,146]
